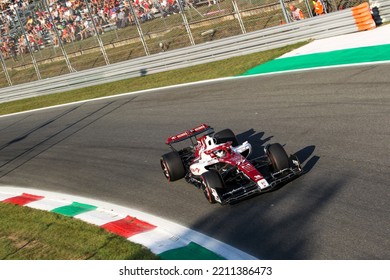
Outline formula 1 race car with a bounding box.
[160,124,302,204]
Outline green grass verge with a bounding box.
[0,202,159,260]
[0,41,307,116]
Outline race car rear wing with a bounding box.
[166,124,214,145]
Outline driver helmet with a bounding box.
[215,149,226,158]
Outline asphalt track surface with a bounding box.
[0,64,389,260]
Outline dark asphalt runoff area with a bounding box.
[0,63,389,259]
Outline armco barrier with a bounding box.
[0,3,381,104]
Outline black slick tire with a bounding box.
[214,128,239,147]
[160,151,186,181]
[201,170,224,204]
[267,143,290,172]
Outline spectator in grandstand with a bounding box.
[108,5,118,24]
[158,0,177,17]
[93,14,105,34]
[27,32,38,52]
[0,0,172,59]
[1,38,9,58]
[153,0,166,17]
[81,17,94,38]
[117,8,126,28]
[61,25,71,43]
[18,34,27,54]
[25,15,33,26]
[289,5,305,21]
[49,29,59,46]
[1,17,10,35]
[313,0,324,16]
[0,2,6,11]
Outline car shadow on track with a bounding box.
[236,129,320,174]
[191,174,345,259]
[293,145,320,174]
[231,128,320,204]
[236,128,273,158]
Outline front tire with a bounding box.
[214,128,239,147]
[160,151,186,181]
[267,143,290,172]
[201,170,224,204]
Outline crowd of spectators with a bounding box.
[0,0,183,59]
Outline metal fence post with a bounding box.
[232,0,247,34]
[279,0,291,23]
[178,0,195,45]
[42,0,76,73]
[13,6,42,80]
[126,0,150,56]
[0,52,12,86]
[305,0,314,17]
[84,0,110,65]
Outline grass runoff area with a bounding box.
[0,202,158,260]
[0,42,306,259]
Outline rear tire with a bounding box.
[201,170,224,204]
[160,151,186,181]
[214,128,239,147]
[267,143,290,172]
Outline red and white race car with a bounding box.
[160,124,302,204]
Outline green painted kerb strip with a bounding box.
[242,44,390,75]
[51,201,97,217]
[158,242,226,260]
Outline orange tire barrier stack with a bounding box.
[352,2,377,31]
